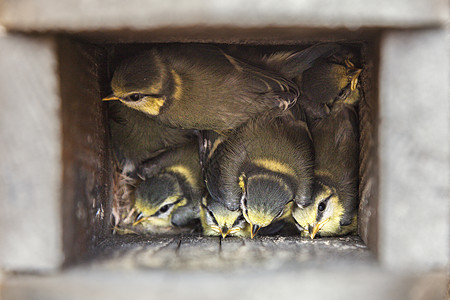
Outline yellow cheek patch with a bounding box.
[119,96,166,116]
[139,97,166,116]
[292,183,333,234]
[253,159,296,177]
[318,203,344,236]
[292,204,316,232]
[134,197,187,228]
[134,195,180,218]
[313,195,345,237]
[176,198,188,208]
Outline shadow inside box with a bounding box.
[89,234,374,271]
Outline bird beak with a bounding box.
[132,213,149,226]
[250,224,261,239]
[309,218,330,239]
[102,94,120,101]
[350,69,362,91]
[220,226,230,239]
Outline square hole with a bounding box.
[56,29,380,269]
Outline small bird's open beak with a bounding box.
[132,213,149,226]
[102,94,120,101]
[220,226,231,239]
[250,224,261,239]
[309,218,330,239]
[350,69,362,91]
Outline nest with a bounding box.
[111,162,140,235]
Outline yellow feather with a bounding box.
[170,69,183,101]
[208,136,224,160]
[166,165,197,186]
[253,158,296,177]
[239,173,246,193]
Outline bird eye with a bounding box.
[318,202,327,212]
[126,93,143,102]
[159,204,170,213]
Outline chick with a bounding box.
[103,45,299,131]
[133,140,203,232]
[203,111,314,238]
[238,44,362,119]
[108,101,195,170]
[292,103,359,239]
[200,193,250,238]
[296,52,362,120]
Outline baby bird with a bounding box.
[108,101,195,170]
[104,45,299,131]
[200,193,250,238]
[203,111,314,238]
[292,103,360,239]
[133,140,204,232]
[240,43,363,119]
[297,54,362,120]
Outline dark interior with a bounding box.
[55,29,380,267]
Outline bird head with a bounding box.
[200,194,249,238]
[133,173,187,228]
[292,181,351,239]
[239,173,293,239]
[299,57,362,105]
[103,50,182,116]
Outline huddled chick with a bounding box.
[106,43,362,239]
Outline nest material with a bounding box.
[111,161,201,235]
[111,162,140,234]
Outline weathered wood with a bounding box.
[57,37,112,265]
[2,236,446,300]
[92,235,372,270]
[378,29,449,270]
[0,0,447,32]
[0,35,63,271]
[358,39,380,256]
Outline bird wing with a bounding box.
[237,57,300,108]
[263,43,344,79]
[194,45,301,109]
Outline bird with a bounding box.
[231,43,363,120]
[201,111,315,238]
[199,193,250,238]
[132,140,204,232]
[292,102,360,239]
[294,50,362,120]
[198,131,250,238]
[297,52,362,106]
[108,101,196,172]
[103,44,299,131]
